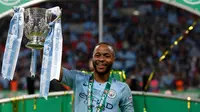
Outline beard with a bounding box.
[93,61,113,75]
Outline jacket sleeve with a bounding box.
[61,68,78,89]
[119,84,134,112]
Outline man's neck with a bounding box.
[94,72,110,83]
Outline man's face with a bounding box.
[92,44,115,75]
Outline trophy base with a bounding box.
[26,41,44,49]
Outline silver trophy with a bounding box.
[24,8,52,49]
[2,6,62,99]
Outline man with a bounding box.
[59,42,134,112]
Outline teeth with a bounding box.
[96,62,106,66]
[98,64,105,66]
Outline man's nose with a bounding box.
[98,56,105,61]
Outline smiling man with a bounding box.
[60,42,134,112]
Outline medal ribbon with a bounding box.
[87,72,113,112]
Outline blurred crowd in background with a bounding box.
[0,0,200,97]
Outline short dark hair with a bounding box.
[94,42,116,57]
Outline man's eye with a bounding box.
[105,55,110,58]
[95,54,100,57]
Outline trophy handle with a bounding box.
[48,7,62,24]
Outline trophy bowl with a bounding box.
[24,8,52,49]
